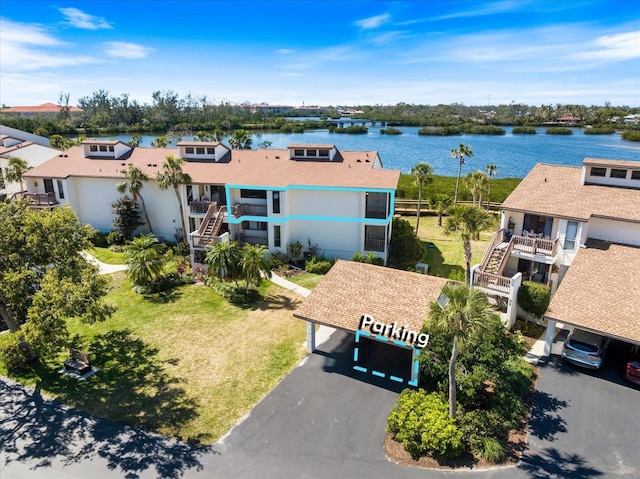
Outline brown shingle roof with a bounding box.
[545,239,640,345]
[24,145,400,190]
[294,260,450,334]
[502,162,640,222]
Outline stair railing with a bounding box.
[480,228,504,271]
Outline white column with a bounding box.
[506,272,523,329]
[306,321,316,353]
[543,320,556,356]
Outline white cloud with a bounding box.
[0,18,62,46]
[59,7,112,30]
[572,31,640,61]
[276,48,294,54]
[355,13,391,29]
[102,41,153,59]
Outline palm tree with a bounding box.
[116,164,153,234]
[443,205,493,283]
[410,162,433,234]
[450,144,473,206]
[464,170,488,206]
[157,155,192,242]
[240,244,272,288]
[431,193,452,227]
[124,234,164,287]
[205,240,241,282]
[425,282,495,418]
[486,164,498,210]
[228,129,252,150]
[4,157,30,191]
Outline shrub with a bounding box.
[458,409,506,455]
[622,130,640,142]
[546,127,572,135]
[387,389,463,460]
[517,281,551,323]
[1,334,32,373]
[584,125,615,134]
[479,437,506,463]
[90,230,109,248]
[207,278,260,304]
[380,127,402,135]
[305,256,332,275]
[512,126,536,134]
[106,230,125,246]
[172,240,191,257]
[270,250,289,271]
[463,125,506,135]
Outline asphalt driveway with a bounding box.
[1,330,639,479]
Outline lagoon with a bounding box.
[96,126,640,178]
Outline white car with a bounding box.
[561,329,610,370]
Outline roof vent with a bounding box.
[357,159,362,162]
[365,159,370,162]
[147,163,152,166]
[152,164,157,167]
[121,162,126,166]
[275,156,280,159]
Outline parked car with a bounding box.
[561,329,610,370]
[625,348,640,385]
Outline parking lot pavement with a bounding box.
[2,330,638,479]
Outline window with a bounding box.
[564,221,578,250]
[610,168,627,179]
[196,147,205,154]
[319,149,330,157]
[274,225,281,247]
[108,145,115,152]
[590,167,606,177]
[240,189,267,199]
[57,180,64,199]
[272,191,281,214]
[186,147,194,154]
[632,170,640,180]
[90,145,98,152]
[306,149,317,157]
[242,221,267,231]
[99,145,107,152]
[207,147,215,154]
[294,149,304,157]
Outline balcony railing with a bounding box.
[365,207,387,219]
[364,238,386,252]
[190,200,216,214]
[233,203,268,218]
[512,235,558,256]
[24,192,58,207]
[473,270,511,295]
[192,231,229,249]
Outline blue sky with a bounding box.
[1,0,639,107]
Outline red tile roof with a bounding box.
[1,102,83,113]
[24,145,400,190]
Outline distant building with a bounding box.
[623,114,640,125]
[1,102,83,117]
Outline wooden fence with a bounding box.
[394,199,502,215]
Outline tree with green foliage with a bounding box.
[128,134,143,147]
[431,193,452,227]
[388,217,425,269]
[205,240,241,282]
[49,134,75,150]
[124,234,165,288]
[240,244,271,287]
[111,196,144,241]
[450,144,473,206]
[228,129,252,150]
[0,201,113,364]
[425,282,495,418]
[151,135,169,147]
[486,164,498,210]
[465,170,488,206]
[443,205,493,283]
[410,161,433,234]
[517,281,551,329]
[116,164,153,234]
[156,155,192,241]
[4,157,30,191]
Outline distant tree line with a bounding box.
[1,89,638,138]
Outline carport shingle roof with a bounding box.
[545,239,640,345]
[294,260,450,334]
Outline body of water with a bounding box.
[97,126,640,178]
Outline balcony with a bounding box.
[190,200,216,214]
[473,270,512,295]
[365,207,387,219]
[512,235,558,257]
[24,192,58,208]
[364,238,386,252]
[233,203,268,218]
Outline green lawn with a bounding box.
[87,247,126,265]
[1,274,307,444]
[285,272,324,290]
[402,214,496,278]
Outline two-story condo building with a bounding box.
[22,140,400,264]
[472,158,640,354]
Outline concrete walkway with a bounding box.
[81,251,127,275]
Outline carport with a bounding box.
[294,260,450,386]
[544,239,640,353]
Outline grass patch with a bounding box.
[2,274,306,444]
[87,247,126,265]
[402,214,495,278]
[285,272,324,290]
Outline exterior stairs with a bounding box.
[202,210,223,237]
[483,243,508,274]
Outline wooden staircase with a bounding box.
[484,245,508,274]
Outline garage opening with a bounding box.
[353,335,414,384]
